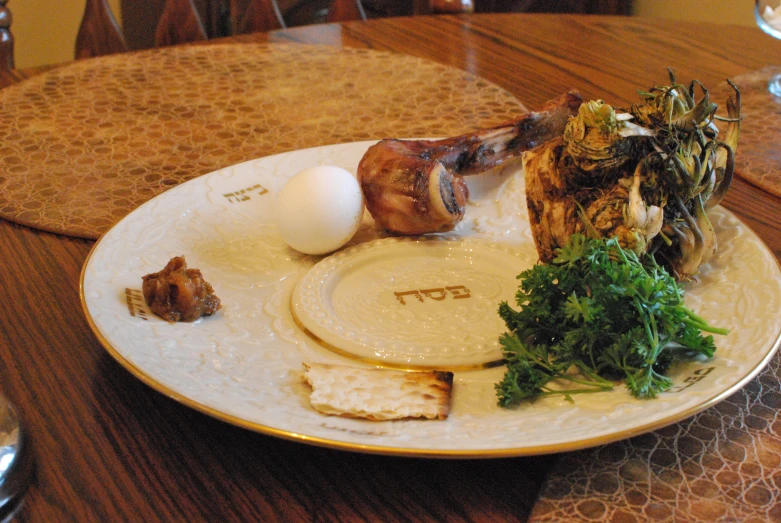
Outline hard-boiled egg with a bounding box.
[275,165,365,255]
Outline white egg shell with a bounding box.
[275,165,365,255]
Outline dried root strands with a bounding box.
[563,100,652,173]
[525,70,742,279]
[706,79,742,210]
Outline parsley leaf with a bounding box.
[495,234,727,407]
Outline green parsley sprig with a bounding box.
[495,234,728,407]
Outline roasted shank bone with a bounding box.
[356,90,583,235]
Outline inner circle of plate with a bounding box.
[291,236,534,370]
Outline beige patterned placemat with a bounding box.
[0,43,525,239]
[530,351,781,522]
[715,66,781,199]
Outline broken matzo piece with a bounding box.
[302,362,454,421]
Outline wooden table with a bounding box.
[2,14,781,522]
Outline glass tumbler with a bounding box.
[755,0,781,96]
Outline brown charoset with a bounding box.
[141,256,222,323]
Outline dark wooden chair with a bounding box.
[76,0,364,60]
[0,0,475,70]
[117,0,476,54]
[0,0,630,70]
[0,0,11,69]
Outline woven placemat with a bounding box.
[0,43,525,239]
[716,66,781,199]
[530,350,781,522]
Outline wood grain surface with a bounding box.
[1,13,780,522]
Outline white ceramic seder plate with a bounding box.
[81,140,781,458]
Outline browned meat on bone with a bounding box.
[142,256,221,322]
[356,90,583,235]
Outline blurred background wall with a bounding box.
[12,0,122,68]
[634,0,754,26]
[10,0,756,69]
